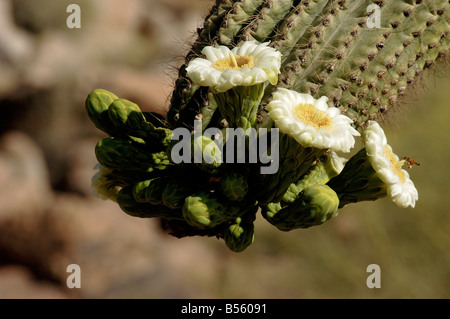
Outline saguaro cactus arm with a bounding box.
[168,0,449,130]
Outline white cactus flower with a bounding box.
[186,41,281,93]
[363,121,418,208]
[267,88,360,153]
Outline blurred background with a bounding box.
[0,0,448,299]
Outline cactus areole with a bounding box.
[86,0,448,252]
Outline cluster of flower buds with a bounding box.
[87,41,418,252]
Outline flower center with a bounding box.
[384,145,406,183]
[293,103,332,130]
[212,52,255,71]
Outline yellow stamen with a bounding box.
[293,103,332,130]
[229,52,238,68]
[384,145,406,183]
[212,53,255,71]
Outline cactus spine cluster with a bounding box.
[86,0,449,252]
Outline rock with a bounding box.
[0,131,52,217]
[0,0,33,65]
[0,208,74,286]
[0,0,229,299]
[0,131,73,286]
[0,265,72,299]
[99,67,172,115]
[65,137,102,196]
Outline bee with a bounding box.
[403,157,420,169]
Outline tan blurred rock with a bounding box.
[0,0,34,65]
[65,137,101,196]
[0,131,52,217]
[0,265,72,299]
[0,0,230,299]
[25,32,83,89]
[0,0,33,96]
[100,67,172,115]
[0,205,74,284]
[0,131,73,287]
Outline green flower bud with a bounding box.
[149,151,172,172]
[95,137,148,170]
[282,151,347,204]
[282,183,301,205]
[219,172,248,201]
[133,179,151,203]
[182,192,231,229]
[108,99,173,150]
[117,186,183,220]
[256,133,326,205]
[261,202,282,220]
[224,210,257,253]
[133,176,168,205]
[145,177,167,205]
[108,99,154,138]
[150,127,174,149]
[162,180,193,209]
[263,185,339,231]
[85,89,119,135]
[192,135,222,174]
[95,137,171,172]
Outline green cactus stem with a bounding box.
[282,150,345,204]
[254,132,326,205]
[326,148,387,208]
[213,83,266,130]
